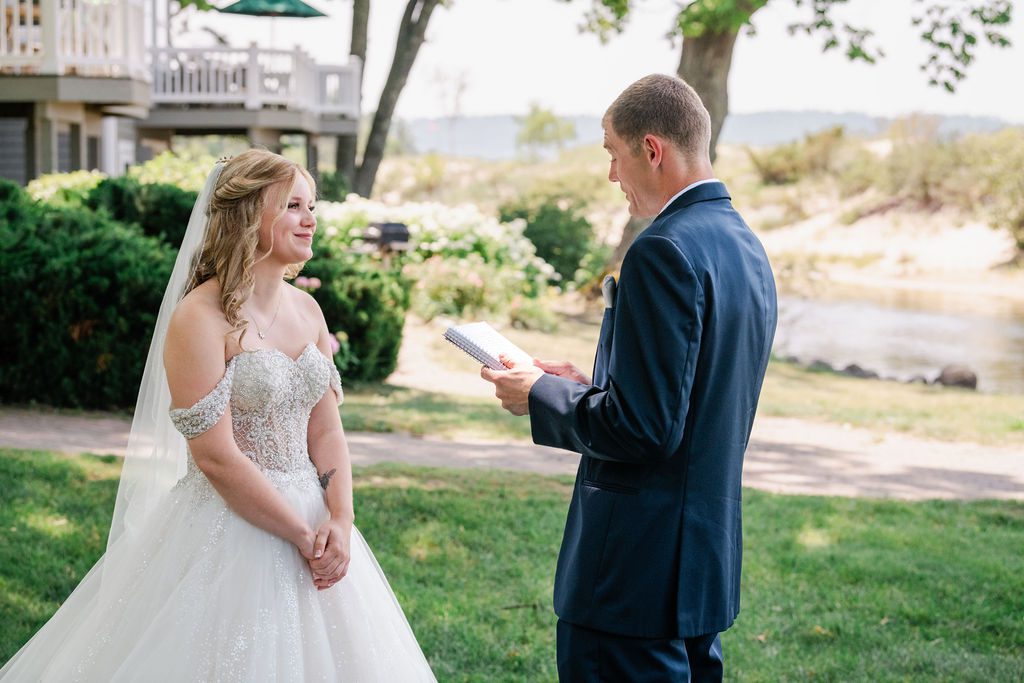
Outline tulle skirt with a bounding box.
[0,467,436,682]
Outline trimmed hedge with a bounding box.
[0,180,175,409]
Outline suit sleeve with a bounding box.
[529,235,704,463]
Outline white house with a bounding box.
[0,0,360,184]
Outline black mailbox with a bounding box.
[365,222,411,252]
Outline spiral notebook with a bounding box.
[443,322,534,371]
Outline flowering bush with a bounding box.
[293,276,322,292]
[129,151,218,192]
[316,197,557,323]
[26,170,106,206]
[408,254,517,321]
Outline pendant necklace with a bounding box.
[249,289,283,341]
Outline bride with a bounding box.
[0,150,436,681]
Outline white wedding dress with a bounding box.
[0,343,435,682]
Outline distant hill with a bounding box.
[397,111,1013,160]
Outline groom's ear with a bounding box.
[643,134,663,166]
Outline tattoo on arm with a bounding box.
[318,468,337,491]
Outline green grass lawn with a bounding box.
[2,449,1022,681]
[760,359,1024,446]
[341,383,532,442]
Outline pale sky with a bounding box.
[186,0,1023,123]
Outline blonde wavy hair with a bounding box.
[184,149,316,345]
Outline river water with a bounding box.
[773,284,1024,394]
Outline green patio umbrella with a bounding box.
[219,0,326,19]
[219,0,326,47]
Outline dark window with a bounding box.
[69,123,82,170]
[57,131,72,173]
[87,136,99,170]
[0,118,29,184]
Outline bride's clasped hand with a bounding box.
[301,515,352,591]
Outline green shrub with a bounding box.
[508,295,559,332]
[835,147,884,198]
[748,126,847,186]
[0,181,175,409]
[800,126,846,175]
[86,177,197,248]
[0,179,36,241]
[302,236,410,383]
[136,183,199,248]
[317,170,349,202]
[499,197,596,285]
[883,138,966,209]
[967,128,1024,252]
[746,143,805,185]
[85,176,143,225]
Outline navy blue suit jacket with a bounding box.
[529,181,777,639]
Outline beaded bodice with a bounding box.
[169,343,343,475]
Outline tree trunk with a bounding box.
[676,28,739,164]
[334,0,369,186]
[608,216,651,271]
[606,28,740,271]
[353,0,441,197]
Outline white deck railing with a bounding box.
[0,3,360,119]
[0,0,146,79]
[150,45,360,116]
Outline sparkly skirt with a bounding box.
[0,467,435,682]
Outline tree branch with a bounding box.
[354,0,444,197]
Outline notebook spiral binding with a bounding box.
[443,329,505,370]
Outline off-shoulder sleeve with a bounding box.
[168,362,235,439]
[329,363,344,405]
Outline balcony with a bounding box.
[0,0,147,79]
[0,0,359,182]
[0,0,360,123]
[149,45,360,118]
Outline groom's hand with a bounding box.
[534,359,591,385]
[480,355,544,416]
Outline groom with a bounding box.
[482,74,777,681]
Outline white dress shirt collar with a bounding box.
[658,178,721,216]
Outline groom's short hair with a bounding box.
[604,74,711,160]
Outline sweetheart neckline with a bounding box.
[228,341,319,366]
[169,342,336,415]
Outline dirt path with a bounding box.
[3,319,1021,501]
[1,408,1021,501]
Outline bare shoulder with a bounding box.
[289,282,327,326]
[165,281,234,408]
[168,282,230,341]
[287,282,334,358]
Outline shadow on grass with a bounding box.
[3,451,1022,681]
[0,450,119,658]
[342,384,533,442]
